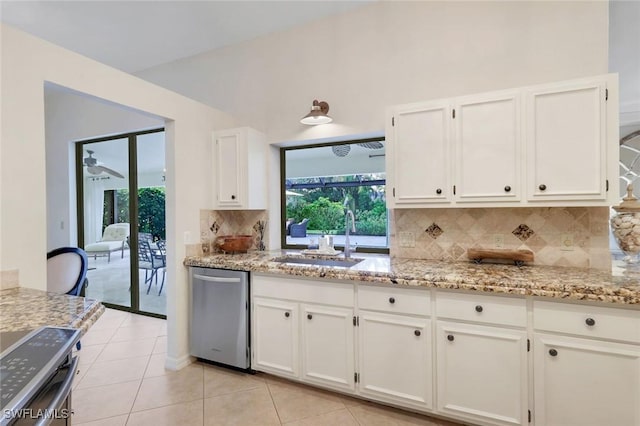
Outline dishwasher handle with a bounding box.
[193,274,242,283]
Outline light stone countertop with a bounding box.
[0,287,105,334]
[185,250,640,306]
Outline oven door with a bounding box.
[12,356,78,426]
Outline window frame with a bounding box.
[280,136,389,253]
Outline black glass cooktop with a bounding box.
[0,327,79,414]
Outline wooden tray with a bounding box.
[467,248,534,266]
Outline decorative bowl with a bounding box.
[214,235,253,253]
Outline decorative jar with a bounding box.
[611,185,640,263]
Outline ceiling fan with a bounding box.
[331,141,384,157]
[83,150,125,178]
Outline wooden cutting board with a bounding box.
[467,248,534,265]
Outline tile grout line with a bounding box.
[265,378,285,425]
[126,323,170,421]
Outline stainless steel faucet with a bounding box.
[344,209,356,258]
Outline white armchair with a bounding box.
[85,223,129,262]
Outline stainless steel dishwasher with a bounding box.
[190,267,250,369]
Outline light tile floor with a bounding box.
[73,309,464,426]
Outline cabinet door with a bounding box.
[214,130,244,207]
[525,78,607,201]
[300,304,355,392]
[436,321,528,426]
[454,92,521,202]
[388,101,452,206]
[534,333,640,426]
[358,311,432,410]
[252,298,299,378]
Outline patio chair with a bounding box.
[85,223,129,262]
[138,240,164,295]
[155,240,167,296]
[285,218,295,235]
[289,218,309,238]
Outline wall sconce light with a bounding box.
[162,168,166,182]
[300,100,332,125]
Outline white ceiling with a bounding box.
[0,0,373,73]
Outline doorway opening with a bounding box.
[76,128,166,318]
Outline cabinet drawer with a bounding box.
[436,291,527,328]
[533,300,640,343]
[252,274,354,307]
[358,285,431,316]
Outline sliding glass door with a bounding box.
[76,129,165,318]
[136,131,166,315]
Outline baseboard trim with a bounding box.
[164,353,195,371]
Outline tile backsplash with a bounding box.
[199,209,268,254]
[194,206,610,270]
[390,207,611,270]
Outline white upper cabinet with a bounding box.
[386,74,618,208]
[454,91,521,203]
[386,101,452,207]
[525,77,611,202]
[213,127,267,210]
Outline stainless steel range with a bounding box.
[1,327,80,426]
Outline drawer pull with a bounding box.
[284,312,290,318]
[447,334,454,342]
[389,297,395,304]
[585,318,596,326]
[549,349,558,357]
[414,330,421,337]
[436,188,442,195]
[475,305,483,313]
[504,185,511,192]
[307,314,313,320]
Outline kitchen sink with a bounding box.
[271,256,364,268]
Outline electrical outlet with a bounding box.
[561,233,574,251]
[493,234,505,248]
[399,232,416,248]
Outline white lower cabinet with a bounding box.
[252,297,299,378]
[533,334,640,426]
[358,311,432,410]
[532,300,640,426]
[436,321,528,426]
[301,304,355,392]
[252,274,355,393]
[251,276,640,426]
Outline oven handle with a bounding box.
[34,356,79,426]
[193,274,241,283]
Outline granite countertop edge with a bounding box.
[0,287,106,333]
[184,251,640,306]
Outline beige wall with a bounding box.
[138,1,610,254]
[44,87,165,251]
[138,1,609,144]
[0,24,236,370]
